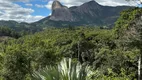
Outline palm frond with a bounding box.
[33,58,91,80]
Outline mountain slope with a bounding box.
[0,0,132,30]
[35,0,131,27]
[0,20,42,33]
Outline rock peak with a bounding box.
[87,0,100,5]
[50,0,74,21]
[52,0,63,10]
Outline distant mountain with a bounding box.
[0,20,42,33]
[0,0,132,30]
[34,0,131,27]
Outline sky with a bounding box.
[0,0,140,23]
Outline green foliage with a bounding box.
[0,26,21,38]
[0,26,138,80]
[114,8,142,38]
[33,58,91,80]
[88,68,136,80]
[0,8,142,80]
[0,21,43,33]
[2,46,29,80]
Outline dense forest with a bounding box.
[0,8,141,80]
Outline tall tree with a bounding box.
[121,9,142,80]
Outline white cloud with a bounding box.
[45,0,83,9]
[25,3,33,7]
[35,4,45,8]
[49,13,51,16]
[97,0,138,6]
[0,0,139,23]
[0,14,45,23]
[0,0,45,23]
[45,0,139,10]
[45,1,53,9]
[6,0,30,2]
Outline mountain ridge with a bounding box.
[0,0,132,30]
[35,0,131,27]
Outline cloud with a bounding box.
[0,11,3,16]
[35,4,45,8]
[45,0,138,10]
[45,1,53,9]
[0,0,139,23]
[45,0,83,9]
[25,3,33,7]
[0,14,45,23]
[0,0,45,23]
[6,0,30,2]
[49,13,51,16]
[97,0,138,6]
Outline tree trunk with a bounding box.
[78,41,80,61]
[138,55,141,80]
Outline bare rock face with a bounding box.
[52,0,63,10]
[49,0,75,21]
[36,0,131,27]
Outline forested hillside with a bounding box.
[0,8,141,80]
[0,21,43,33]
